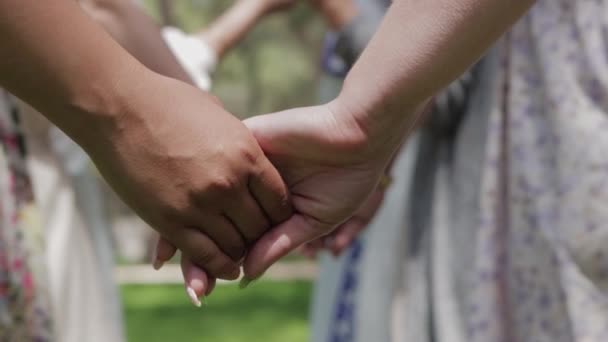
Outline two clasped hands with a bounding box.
[119,75,412,305]
[62,0,532,306]
[0,0,535,307]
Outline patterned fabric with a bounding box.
[329,240,363,342]
[468,1,608,340]
[406,1,608,341]
[0,91,52,340]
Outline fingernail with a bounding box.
[186,286,202,307]
[151,246,165,271]
[239,277,255,290]
[153,258,165,271]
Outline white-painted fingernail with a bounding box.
[186,286,202,307]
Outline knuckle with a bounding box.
[209,175,240,193]
[190,176,240,202]
[233,140,260,165]
[161,202,191,222]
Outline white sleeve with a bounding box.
[161,26,218,91]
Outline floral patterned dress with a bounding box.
[400,0,608,341]
[0,91,52,340]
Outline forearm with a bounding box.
[79,0,193,84]
[335,0,534,154]
[197,0,268,59]
[0,0,150,147]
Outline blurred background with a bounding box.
[109,1,326,341]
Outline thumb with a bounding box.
[243,106,320,144]
[242,214,329,281]
[242,113,269,136]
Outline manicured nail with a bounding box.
[153,258,165,271]
[151,248,164,270]
[186,286,202,307]
[239,277,255,290]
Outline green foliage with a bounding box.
[122,281,312,342]
[143,0,326,118]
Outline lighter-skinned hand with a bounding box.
[300,184,385,258]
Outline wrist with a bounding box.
[60,61,154,152]
[329,93,427,163]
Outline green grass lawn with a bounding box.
[122,281,312,342]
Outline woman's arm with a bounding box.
[335,0,535,157]
[0,0,291,280]
[197,0,296,60]
[0,0,144,138]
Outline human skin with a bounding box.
[198,0,299,59]
[239,0,536,281]
[0,0,291,280]
[299,184,387,258]
[79,0,299,298]
[308,0,358,30]
[78,0,194,84]
[83,0,300,305]
[172,0,534,299]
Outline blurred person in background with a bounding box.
[1,0,295,340]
